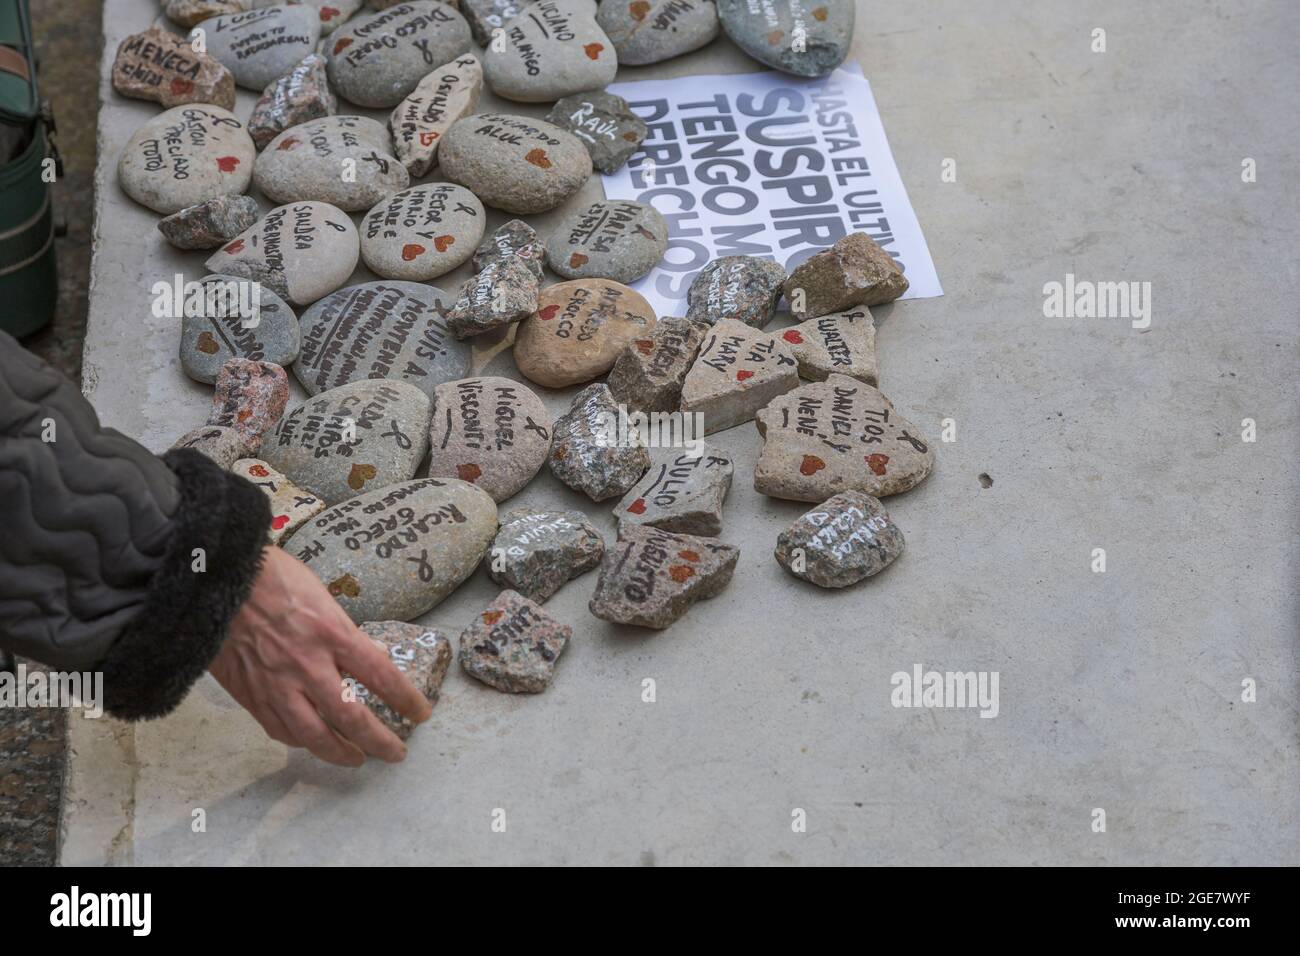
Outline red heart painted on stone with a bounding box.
[170,77,194,96]
[248,464,270,477]
[271,515,289,530]
[866,453,890,476]
[433,235,455,252]
[678,550,700,562]
[402,244,426,261]
[736,369,754,381]
[223,239,245,254]
[634,339,654,355]
[569,252,588,268]
[626,498,647,514]
[584,43,604,60]
[419,131,439,146]
[668,565,694,583]
[320,6,340,19]
[216,156,240,173]
[629,0,651,20]
[333,37,353,55]
[456,463,482,482]
[525,148,552,168]
[482,610,503,626]
[800,455,825,476]
[538,304,559,321]
[782,329,804,344]
[277,137,301,151]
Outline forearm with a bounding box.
[0,333,269,718]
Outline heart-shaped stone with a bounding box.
[755,375,935,501]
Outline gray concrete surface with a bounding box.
[61,0,1299,865]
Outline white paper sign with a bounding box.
[602,65,942,318]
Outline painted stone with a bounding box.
[285,477,497,623]
[117,104,255,215]
[325,1,474,108]
[294,280,466,399]
[445,256,539,339]
[255,115,408,212]
[252,0,365,34]
[247,53,337,150]
[459,590,572,693]
[597,0,719,66]
[428,376,552,502]
[232,457,327,544]
[544,199,667,283]
[780,307,876,384]
[158,194,260,250]
[262,379,433,503]
[513,278,657,388]
[204,200,359,306]
[483,0,617,103]
[112,25,236,110]
[548,384,650,501]
[774,491,904,588]
[784,232,908,319]
[754,374,935,501]
[170,424,250,468]
[438,112,590,214]
[679,317,799,433]
[717,0,853,78]
[606,316,708,413]
[686,255,786,328]
[460,0,529,45]
[472,218,545,280]
[193,4,322,91]
[353,622,453,738]
[207,358,290,453]
[615,442,733,536]
[165,0,248,30]
[588,524,738,629]
[388,53,482,177]
[544,89,647,174]
[359,183,485,280]
[487,508,605,603]
[179,274,300,384]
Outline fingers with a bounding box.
[335,629,434,726]
[316,682,408,764]
[276,694,365,768]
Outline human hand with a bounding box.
[210,546,433,766]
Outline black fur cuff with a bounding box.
[100,448,269,720]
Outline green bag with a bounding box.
[0,0,57,338]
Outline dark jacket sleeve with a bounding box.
[0,332,270,719]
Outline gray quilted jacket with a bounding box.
[0,331,269,719]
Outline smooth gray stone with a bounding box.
[717,0,853,78]
[293,280,467,400]
[261,378,432,503]
[325,1,474,107]
[284,476,498,623]
[179,274,300,383]
[117,104,255,214]
[194,4,322,91]
[255,115,407,212]
[544,198,667,283]
[597,0,719,66]
[482,0,616,103]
